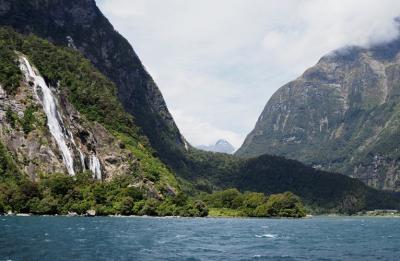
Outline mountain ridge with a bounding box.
[237,35,400,191]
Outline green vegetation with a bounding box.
[5,107,18,129]
[0,165,208,217]
[0,149,306,218]
[0,40,21,95]
[0,137,303,218]
[173,149,400,214]
[21,105,36,134]
[0,142,22,182]
[202,189,306,218]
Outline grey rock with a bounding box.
[237,38,400,191]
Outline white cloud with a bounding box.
[97,0,400,147]
[171,109,243,148]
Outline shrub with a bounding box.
[69,201,91,215]
[41,174,74,196]
[22,106,36,134]
[139,199,159,216]
[5,107,18,129]
[192,200,208,217]
[95,204,115,216]
[265,192,306,218]
[114,196,135,215]
[30,196,59,215]
[156,200,178,216]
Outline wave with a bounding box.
[255,234,277,238]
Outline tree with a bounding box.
[265,192,306,218]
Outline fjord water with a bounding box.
[1,217,399,260]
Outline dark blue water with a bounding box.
[1,216,399,261]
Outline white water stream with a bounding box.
[20,57,76,176]
[89,155,102,180]
[20,56,103,179]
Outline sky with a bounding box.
[96,0,400,148]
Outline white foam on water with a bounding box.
[255,234,277,238]
[20,57,75,176]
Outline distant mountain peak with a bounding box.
[216,139,230,145]
[197,139,235,154]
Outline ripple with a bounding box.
[1,216,400,260]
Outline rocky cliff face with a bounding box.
[237,39,400,191]
[0,56,134,181]
[0,0,187,167]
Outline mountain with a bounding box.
[237,37,400,191]
[0,0,187,169]
[0,0,399,214]
[197,139,235,154]
[0,27,180,196]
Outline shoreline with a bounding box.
[2,213,400,219]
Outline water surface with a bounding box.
[1,216,399,260]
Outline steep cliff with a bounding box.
[0,28,179,199]
[237,38,400,191]
[0,0,187,168]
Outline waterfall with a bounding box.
[89,154,102,180]
[20,57,76,176]
[78,150,86,170]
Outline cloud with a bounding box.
[171,109,243,148]
[97,0,400,147]
[261,0,400,72]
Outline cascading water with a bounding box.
[78,150,86,170]
[89,155,102,180]
[20,57,76,176]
